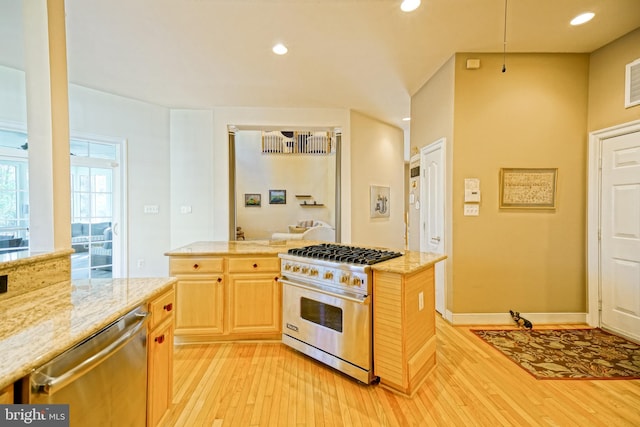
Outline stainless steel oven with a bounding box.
[279,243,402,383]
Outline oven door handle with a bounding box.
[280,278,368,304]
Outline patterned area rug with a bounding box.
[471,328,640,380]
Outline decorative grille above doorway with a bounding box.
[262,131,333,155]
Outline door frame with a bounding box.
[587,119,640,327]
[420,138,447,317]
[69,133,128,277]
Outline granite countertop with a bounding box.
[371,250,447,274]
[166,241,447,274]
[0,277,176,391]
[164,240,323,256]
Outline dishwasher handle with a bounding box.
[32,311,150,396]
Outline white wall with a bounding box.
[234,130,335,240]
[0,66,172,276]
[210,107,352,242]
[169,109,216,248]
[0,66,27,124]
[350,111,405,250]
[68,85,171,277]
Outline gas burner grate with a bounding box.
[287,243,402,265]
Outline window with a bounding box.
[0,128,29,255]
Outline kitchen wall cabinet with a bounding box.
[147,286,175,427]
[373,265,436,396]
[169,255,281,343]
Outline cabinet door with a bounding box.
[148,318,173,427]
[175,278,224,335]
[228,273,281,334]
[0,384,12,404]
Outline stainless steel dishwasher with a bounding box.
[29,305,149,426]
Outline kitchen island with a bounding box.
[166,240,446,395]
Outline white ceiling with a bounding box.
[2,0,640,130]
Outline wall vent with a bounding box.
[626,58,640,108]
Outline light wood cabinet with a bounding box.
[147,286,175,427]
[227,273,281,334]
[171,257,225,338]
[373,265,436,396]
[175,278,224,335]
[169,254,282,342]
[0,384,12,404]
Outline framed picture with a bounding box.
[370,185,390,218]
[499,168,557,209]
[269,189,286,204]
[244,193,261,207]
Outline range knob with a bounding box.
[292,265,301,273]
[351,276,362,286]
[323,271,334,280]
[301,266,310,275]
[340,274,350,284]
[284,263,292,271]
[310,268,319,277]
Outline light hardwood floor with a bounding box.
[161,316,640,426]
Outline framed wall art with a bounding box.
[370,185,390,218]
[244,193,261,207]
[499,168,557,209]
[269,189,286,204]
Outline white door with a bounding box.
[600,130,640,341]
[421,139,446,314]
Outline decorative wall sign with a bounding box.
[499,168,557,209]
[269,189,286,204]
[244,193,261,207]
[370,185,390,218]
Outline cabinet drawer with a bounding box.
[170,257,224,275]
[149,288,175,330]
[228,257,280,273]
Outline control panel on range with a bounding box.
[281,261,369,293]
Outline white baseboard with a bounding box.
[448,312,588,326]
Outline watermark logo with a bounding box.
[0,405,69,426]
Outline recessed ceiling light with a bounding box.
[402,117,411,121]
[272,43,288,55]
[400,0,421,13]
[570,12,595,26]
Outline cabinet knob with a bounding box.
[163,303,173,312]
[155,335,165,344]
[274,276,279,282]
[217,277,222,283]
[193,263,200,270]
[253,263,258,268]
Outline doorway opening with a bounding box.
[228,127,341,243]
[70,137,126,279]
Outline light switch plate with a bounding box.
[144,205,159,214]
[464,204,479,216]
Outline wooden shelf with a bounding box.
[295,195,312,198]
[300,203,324,207]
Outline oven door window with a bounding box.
[300,297,343,333]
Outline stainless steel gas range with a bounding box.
[279,243,402,383]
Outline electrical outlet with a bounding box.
[418,291,424,311]
[0,275,7,294]
[137,259,145,268]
